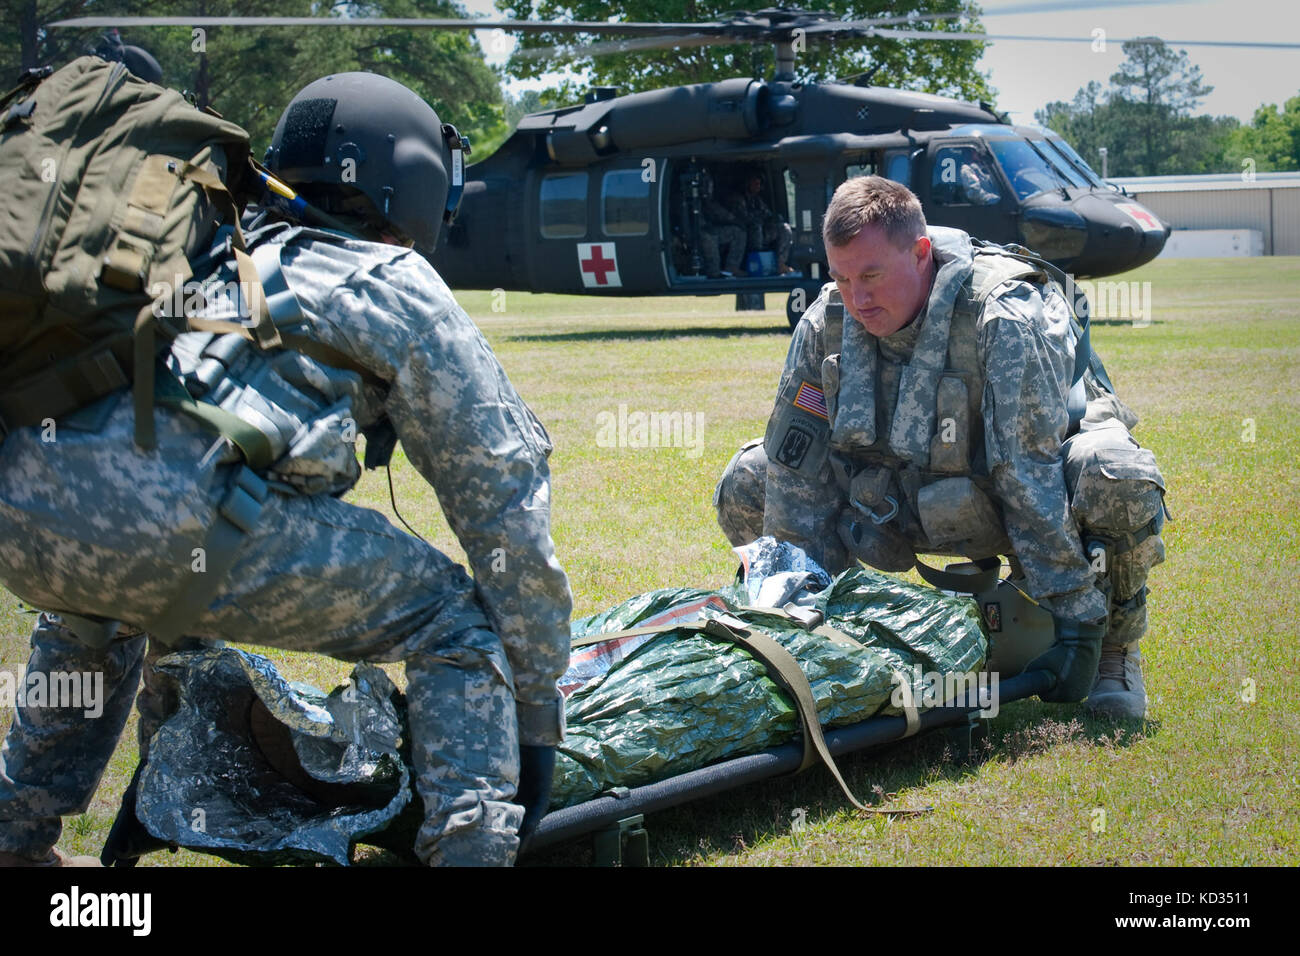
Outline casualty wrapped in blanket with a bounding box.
[133,540,988,864]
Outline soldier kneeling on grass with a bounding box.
[714,175,1168,718]
[0,64,570,867]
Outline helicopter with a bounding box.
[53,6,1268,327]
[435,8,1175,327]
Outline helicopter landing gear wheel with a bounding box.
[786,282,823,330]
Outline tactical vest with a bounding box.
[821,249,1051,560]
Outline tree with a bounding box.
[1225,94,1300,172]
[0,1,507,157]
[496,0,993,106]
[1035,38,1240,177]
[1107,37,1212,176]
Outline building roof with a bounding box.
[1109,172,1300,193]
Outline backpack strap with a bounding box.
[969,238,1093,387]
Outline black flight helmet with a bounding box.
[93,30,163,84]
[265,72,469,257]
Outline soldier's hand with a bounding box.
[1027,617,1107,703]
[515,744,556,854]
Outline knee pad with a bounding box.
[714,438,768,546]
[1063,420,1167,609]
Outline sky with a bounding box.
[460,0,1300,124]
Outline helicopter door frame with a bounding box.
[917,138,1020,245]
[783,158,833,282]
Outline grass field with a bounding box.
[2,255,1297,866]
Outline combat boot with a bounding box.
[1084,641,1147,719]
[0,847,101,867]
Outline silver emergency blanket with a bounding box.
[135,540,987,864]
[136,650,411,866]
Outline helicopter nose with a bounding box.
[1072,195,1168,276]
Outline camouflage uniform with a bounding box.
[699,224,747,277]
[0,230,572,866]
[715,226,1165,653]
[725,189,794,272]
[700,179,746,277]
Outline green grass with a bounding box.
[3,256,1298,866]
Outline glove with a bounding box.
[1026,617,1107,703]
[515,745,556,853]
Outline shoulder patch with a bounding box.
[765,375,830,476]
[793,381,829,420]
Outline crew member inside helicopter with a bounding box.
[932,146,1004,206]
[718,169,796,275]
[699,167,748,279]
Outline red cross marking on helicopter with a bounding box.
[578,242,621,288]
[1117,203,1163,232]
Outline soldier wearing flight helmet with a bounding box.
[0,72,571,867]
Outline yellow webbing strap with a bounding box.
[891,669,922,738]
[132,303,159,450]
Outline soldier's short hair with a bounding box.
[822,176,927,250]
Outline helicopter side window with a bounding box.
[845,161,876,181]
[931,146,1002,206]
[601,169,651,237]
[539,172,589,239]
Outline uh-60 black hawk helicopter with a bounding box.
[57,6,1228,327]
[437,9,1180,328]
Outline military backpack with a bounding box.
[0,55,293,451]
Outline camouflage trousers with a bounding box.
[0,398,522,866]
[714,417,1165,647]
[700,224,746,275]
[758,220,794,272]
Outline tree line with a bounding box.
[5,4,1294,176]
[1036,38,1299,177]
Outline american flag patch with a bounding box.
[793,382,829,420]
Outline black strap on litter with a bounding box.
[913,555,1001,594]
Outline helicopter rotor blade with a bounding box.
[50,4,1298,53]
[512,33,722,62]
[47,16,740,35]
[868,26,1300,50]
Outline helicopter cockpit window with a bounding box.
[1026,139,1089,189]
[1045,137,1103,187]
[931,146,1002,206]
[987,139,1061,201]
[540,171,588,239]
[601,169,651,237]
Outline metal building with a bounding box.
[1108,172,1300,256]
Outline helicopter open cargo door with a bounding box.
[919,139,1020,246]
